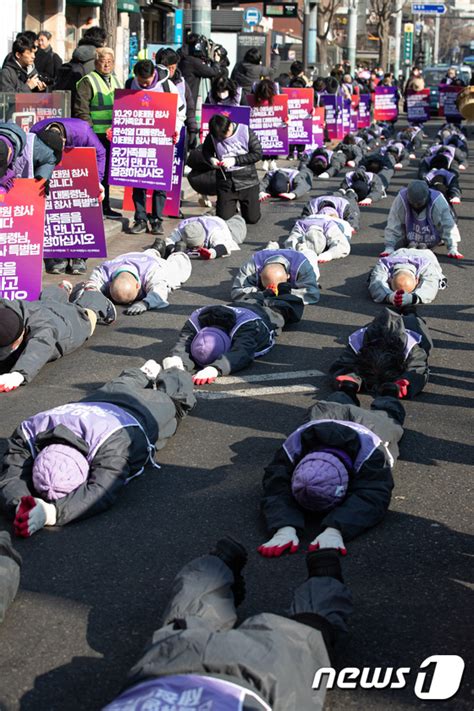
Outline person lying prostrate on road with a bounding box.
[299,146,346,179]
[168,297,304,385]
[418,144,467,178]
[302,191,360,231]
[339,167,386,206]
[379,140,410,170]
[74,249,192,315]
[423,168,462,205]
[0,532,21,625]
[0,285,115,392]
[395,126,423,157]
[258,390,404,558]
[329,308,433,401]
[358,151,395,190]
[0,362,195,536]
[284,213,352,264]
[369,248,447,305]
[333,133,367,167]
[259,167,313,201]
[382,181,462,258]
[231,248,320,305]
[164,214,247,259]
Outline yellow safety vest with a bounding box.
[77,70,122,134]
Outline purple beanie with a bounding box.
[32,444,89,501]
[190,327,232,366]
[291,449,351,511]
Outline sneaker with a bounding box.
[172,240,188,254]
[45,259,67,274]
[262,159,269,171]
[319,172,330,179]
[129,219,148,235]
[210,536,248,577]
[68,258,87,275]
[269,160,278,171]
[103,207,122,220]
[59,280,73,296]
[266,240,280,250]
[306,549,343,583]
[101,297,117,325]
[151,237,167,258]
[198,195,212,208]
[149,219,164,235]
[140,359,162,382]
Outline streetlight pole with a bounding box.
[191,0,212,37]
[347,0,358,73]
[394,0,403,79]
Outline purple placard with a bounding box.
[350,108,358,132]
[200,105,251,142]
[44,148,107,259]
[373,86,398,121]
[282,87,314,144]
[342,98,351,135]
[0,179,45,301]
[357,95,371,128]
[322,95,344,139]
[311,107,325,148]
[109,89,177,191]
[407,90,431,123]
[246,94,289,156]
[438,84,463,121]
[164,126,186,216]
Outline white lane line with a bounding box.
[217,369,325,385]
[196,384,317,399]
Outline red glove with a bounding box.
[258,527,299,558]
[393,289,404,308]
[13,496,37,537]
[105,127,113,142]
[395,378,410,399]
[198,247,216,260]
[172,131,179,145]
[192,366,219,385]
[447,251,464,259]
[335,374,360,391]
[264,283,279,296]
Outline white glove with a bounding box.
[192,366,219,385]
[15,498,57,537]
[140,359,161,381]
[394,162,403,170]
[346,160,355,167]
[0,372,25,392]
[220,156,236,169]
[98,183,105,202]
[459,164,466,171]
[279,192,296,200]
[387,291,397,304]
[309,527,347,555]
[258,526,299,558]
[318,172,330,179]
[259,191,271,201]
[359,197,372,206]
[450,197,461,205]
[210,157,220,168]
[163,356,185,371]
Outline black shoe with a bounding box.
[103,207,122,220]
[100,297,117,325]
[306,549,343,583]
[151,237,167,258]
[338,380,360,406]
[379,382,400,398]
[129,219,148,235]
[172,240,188,253]
[211,536,248,576]
[68,258,87,275]
[45,259,68,274]
[150,219,164,235]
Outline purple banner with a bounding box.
[342,98,351,135]
[322,95,344,140]
[282,88,314,145]
[311,107,325,148]
[200,105,251,142]
[357,95,371,128]
[109,89,177,191]
[0,179,45,301]
[164,126,186,217]
[407,90,431,123]
[44,148,107,259]
[247,94,289,156]
[350,108,358,132]
[373,86,398,121]
[438,84,463,121]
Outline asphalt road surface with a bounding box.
[0,122,472,711]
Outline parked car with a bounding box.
[423,64,471,112]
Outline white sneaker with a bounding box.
[163,356,185,371]
[198,195,212,208]
[266,240,280,250]
[262,160,269,171]
[319,172,330,179]
[269,160,278,170]
[141,359,162,381]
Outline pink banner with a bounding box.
[357,95,371,128]
[109,89,177,191]
[44,147,107,259]
[373,87,398,121]
[246,94,289,156]
[200,105,251,143]
[0,179,45,301]
[282,87,314,144]
[311,107,325,148]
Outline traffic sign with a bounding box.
[411,4,446,14]
[243,7,262,25]
[403,23,414,65]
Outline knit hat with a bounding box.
[351,179,369,201]
[407,180,429,209]
[306,226,327,255]
[269,171,290,195]
[0,307,24,352]
[32,444,89,501]
[190,326,231,366]
[291,448,351,511]
[309,155,328,174]
[181,221,205,248]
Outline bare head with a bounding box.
[109,272,140,304]
[390,270,418,293]
[95,47,115,74]
[260,262,289,288]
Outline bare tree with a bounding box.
[370,0,394,70]
[317,0,343,71]
[100,0,118,53]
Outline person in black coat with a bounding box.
[230,47,280,94]
[34,31,62,88]
[0,35,46,93]
[178,35,223,106]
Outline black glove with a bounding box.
[277,282,292,295]
[125,300,149,315]
[188,133,198,150]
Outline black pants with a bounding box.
[97,133,112,210]
[132,188,166,223]
[216,182,261,224]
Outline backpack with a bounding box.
[53,61,86,94]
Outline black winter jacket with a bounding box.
[202,126,262,191]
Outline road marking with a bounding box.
[217,369,325,385]
[196,384,317,399]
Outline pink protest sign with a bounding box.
[282,88,314,144]
[357,95,371,128]
[246,94,289,156]
[43,148,107,260]
[311,107,325,148]
[0,179,45,301]
[200,105,251,142]
[438,85,463,121]
[109,89,177,191]
[373,87,398,121]
[13,93,67,132]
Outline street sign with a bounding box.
[411,4,446,14]
[243,7,262,26]
[403,23,414,65]
[263,2,298,18]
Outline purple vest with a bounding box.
[346,170,374,186]
[399,188,442,246]
[174,77,187,103]
[304,147,333,161]
[354,136,364,145]
[99,252,156,293]
[380,252,430,275]
[348,326,422,358]
[103,674,271,711]
[306,195,348,218]
[425,168,455,186]
[212,124,249,171]
[293,215,335,235]
[283,420,384,473]
[252,249,307,284]
[189,305,274,358]
[268,168,299,188]
[178,215,228,249]
[13,132,35,179]
[383,141,404,158]
[21,402,152,463]
[429,145,455,168]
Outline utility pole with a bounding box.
[433,14,440,64]
[394,0,403,79]
[191,0,212,37]
[309,2,318,68]
[347,0,358,73]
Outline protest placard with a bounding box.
[373,86,398,121]
[311,107,325,148]
[282,87,314,144]
[357,94,371,128]
[407,89,431,123]
[322,95,344,140]
[0,179,45,300]
[109,89,177,191]
[246,94,289,156]
[438,84,463,121]
[12,93,68,132]
[43,147,106,260]
[200,105,251,142]
[342,98,351,135]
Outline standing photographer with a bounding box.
[179,33,224,106]
[35,31,62,89]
